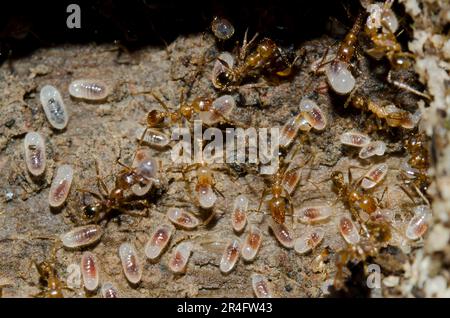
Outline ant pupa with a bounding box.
[24,132,46,177]
[135,126,171,149]
[294,228,325,254]
[251,273,273,298]
[40,85,69,130]
[60,225,103,249]
[220,238,241,274]
[268,220,294,249]
[101,282,119,298]
[325,12,364,94]
[338,216,361,244]
[144,224,174,261]
[69,79,110,101]
[299,98,327,131]
[232,194,248,233]
[361,163,388,189]
[358,140,386,159]
[241,225,263,262]
[295,205,332,224]
[167,207,200,230]
[340,131,371,147]
[48,164,74,208]
[81,251,99,292]
[405,206,430,240]
[168,242,193,274]
[211,17,235,41]
[119,242,142,285]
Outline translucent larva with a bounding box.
[279,113,310,148]
[299,98,327,130]
[40,85,69,130]
[60,225,103,248]
[232,195,248,233]
[212,52,235,89]
[211,17,235,40]
[294,228,325,254]
[199,95,236,125]
[69,79,110,101]
[359,141,386,159]
[168,242,193,274]
[24,132,46,176]
[135,126,170,149]
[361,163,388,189]
[282,169,302,195]
[339,216,360,244]
[268,220,294,249]
[295,205,332,224]
[325,61,356,95]
[144,224,173,261]
[241,225,262,262]
[167,208,200,230]
[119,242,142,285]
[340,131,371,147]
[81,251,99,291]
[406,209,429,240]
[131,148,158,196]
[101,282,119,298]
[251,274,273,298]
[220,238,240,274]
[381,7,398,33]
[48,164,74,208]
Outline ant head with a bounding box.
[82,203,102,220]
[331,171,344,184]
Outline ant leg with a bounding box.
[77,188,104,201]
[412,183,431,206]
[95,161,109,196]
[240,29,259,61]
[377,186,389,208]
[398,184,416,204]
[387,70,431,100]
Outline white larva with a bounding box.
[359,141,386,159]
[144,224,173,261]
[294,228,325,254]
[166,208,200,230]
[168,242,193,274]
[199,95,236,125]
[268,220,294,249]
[339,216,360,244]
[40,85,69,130]
[299,98,327,130]
[251,274,273,298]
[60,225,103,248]
[361,163,389,189]
[325,61,356,95]
[24,132,46,177]
[81,251,99,291]
[101,282,119,298]
[340,131,371,147]
[295,205,332,224]
[48,164,74,208]
[119,242,142,284]
[135,126,170,149]
[241,225,263,262]
[69,79,110,101]
[231,194,248,233]
[220,238,241,274]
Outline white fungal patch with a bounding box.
[69,79,110,101]
[144,224,173,261]
[361,163,388,189]
[232,194,248,233]
[268,220,294,248]
[168,242,193,274]
[60,225,103,248]
[24,132,46,176]
[339,216,360,244]
[40,85,69,130]
[135,126,170,149]
[48,164,73,208]
[167,208,200,230]
[101,282,119,298]
[251,274,273,298]
[81,251,99,291]
[299,98,327,130]
[199,95,236,125]
[241,225,262,262]
[325,61,356,95]
[340,131,371,147]
[359,141,386,159]
[295,205,332,224]
[220,238,240,274]
[119,242,142,284]
[294,228,325,254]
